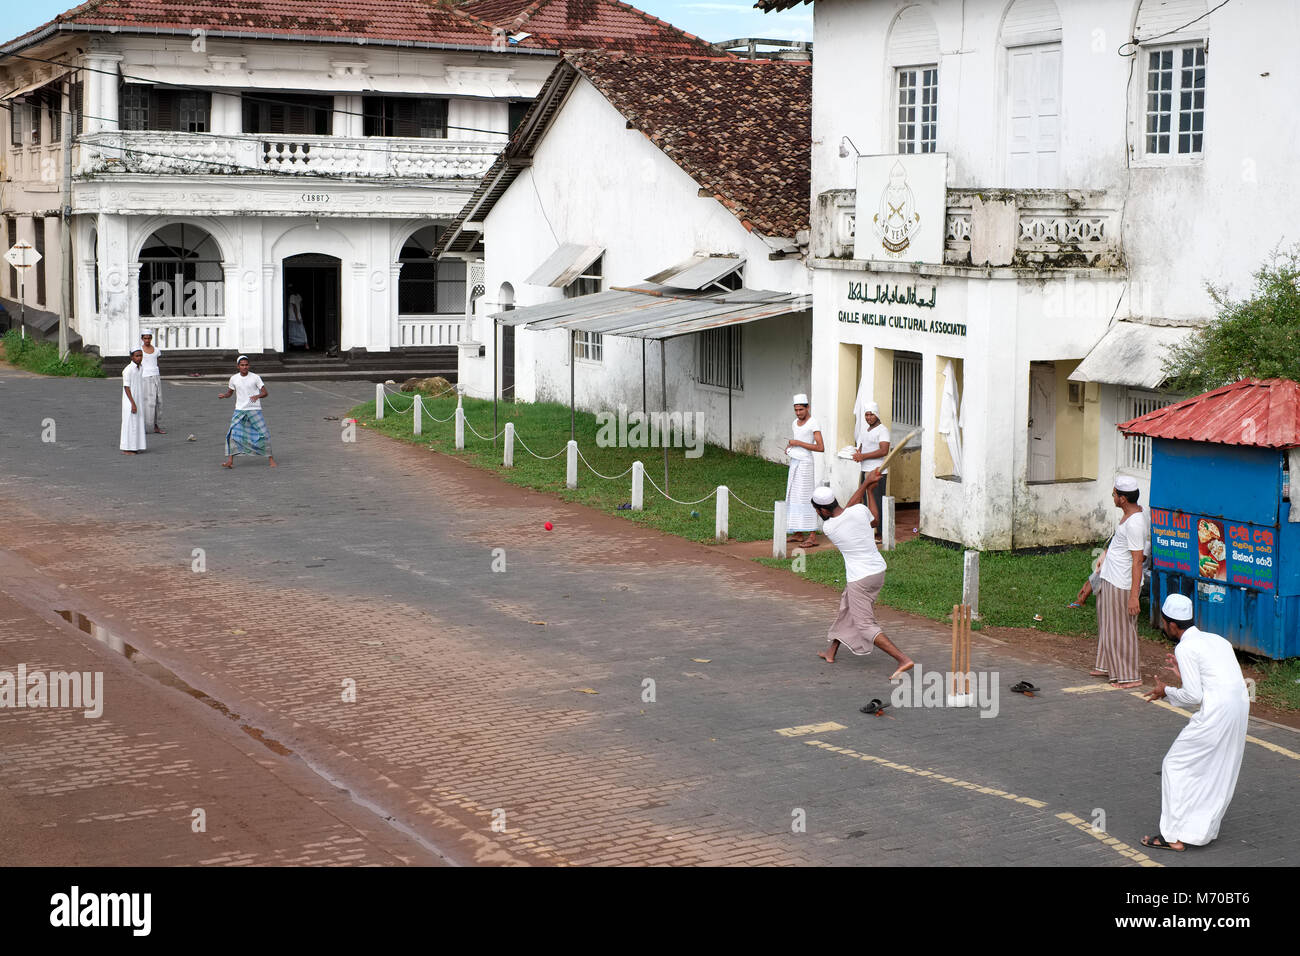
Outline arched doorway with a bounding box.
[283,253,340,355]
[138,223,224,320]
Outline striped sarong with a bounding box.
[1095,578,1140,683]
[785,458,816,533]
[225,409,272,457]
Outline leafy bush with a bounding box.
[1,329,105,377]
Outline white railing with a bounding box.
[153,320,227,350]
[77,131,499,180]
[398,316,462,347]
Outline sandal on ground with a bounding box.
[859,698,889,716]
[1010,681,1041,696]
[1141,835,1184,852]
[1067,602,1083,609]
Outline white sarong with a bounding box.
[785,458,816,533]
[139,374,162,431]
[120,363,146,451]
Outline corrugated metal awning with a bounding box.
[1069,321,1198,389]
[2,71,70,101]
[524,243,604,287]
[488,284,809,340]
[644,255,744,290]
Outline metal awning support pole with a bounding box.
[641,339,647,414]
[570,330,576,442]
[727,325,733,452]
[493,315,498,450]
[661,338,669,494]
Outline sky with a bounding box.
[0,1,813,48]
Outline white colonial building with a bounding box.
[759,0,1299,548]
[0,0,719,363]
[440,53,813,462]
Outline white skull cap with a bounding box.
[793,394,809,405]
[1161,594,1194,620]
[1114,475,1139,492]
[811,486,836,506]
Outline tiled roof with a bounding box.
[569,52,810,237]
[460,0,721,56]
[16,0,498,47]
[6,0,718,54]
[1119,378,1300,449]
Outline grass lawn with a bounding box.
[349,391,790,542]
[1,330,105,377]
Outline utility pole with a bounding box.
[58,76,72,362]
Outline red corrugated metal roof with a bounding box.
[1118,378,1300,448]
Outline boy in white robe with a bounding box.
[120,348,147,454]
[1142,593,1250,851]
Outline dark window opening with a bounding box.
[6,218,16,295]
[29,102,40,146]
[137,223,225,318]
[242,93,332,136]
[508,100,531,134]
[121,85,211,133]
[48,87,61,142]
[69,76,84,135]
[34,219,46,306]
[8,105,20,147]
[362,96,447,138]
[399,225,465,314]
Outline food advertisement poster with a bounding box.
[1150,508,1275,591]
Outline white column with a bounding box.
[81,53,123,135]
[210,92,242,135]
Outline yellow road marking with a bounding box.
[1062,683,1124,694]
[1055,812,1163,868]
[800,740,1157,866]
[774,721,846,738]
[1129,693,1300,762]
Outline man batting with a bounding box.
[812,472,914,680]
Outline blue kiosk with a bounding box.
[1119,378,1299,660]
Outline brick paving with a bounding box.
[0,372,1296,866]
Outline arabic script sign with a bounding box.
[837,281,965,337]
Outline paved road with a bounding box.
[0,370,1295,866]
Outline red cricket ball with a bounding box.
[544,521,553,531]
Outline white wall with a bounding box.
[811,0,1300,322]
[464,77,812,462]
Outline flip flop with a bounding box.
[1067,602,1082,609]
[1010,681,1041,696]
[859,698,891,716]
[1141,835,1184,852]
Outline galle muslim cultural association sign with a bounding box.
[853,153,948,265]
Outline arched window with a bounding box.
[138,223,224,317]
[887,6,941,153]
[399,225,466,315]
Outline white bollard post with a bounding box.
[631,461,644,510]
[566,440,578,489]
[413,394,423,436]
[715,486,729,542]
[503,422,515,467]
[963,550,980,619]
[454,406,465,449]
[456,385,463,409]
[375,382,384,420]
[773,500,787,558]
[882,495,896,551]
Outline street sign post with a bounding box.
[4,241,41,339]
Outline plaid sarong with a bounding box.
[225,409,272,457]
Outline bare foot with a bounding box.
[889,660,915,681]
[818,649,835,664]
[1113,679,1143,689]
[268,457,278,468]
[221,461,233,469]
[1089,670,1108,678]
[121,450,137,455]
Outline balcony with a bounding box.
[76,130,500,181]
[815,187,1123,271]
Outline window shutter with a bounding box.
[154,90,175,132]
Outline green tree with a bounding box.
[1162,246,1300,394]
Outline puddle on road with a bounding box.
[55,609,294,756]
